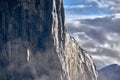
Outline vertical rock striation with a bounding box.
[0,0,97,80]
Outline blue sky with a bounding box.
[64,0,120,69]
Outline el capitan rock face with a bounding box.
[0,0,97,80]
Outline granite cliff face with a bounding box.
[0,0,97,80]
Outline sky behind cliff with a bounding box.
[64,0,120,69]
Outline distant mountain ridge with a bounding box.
[98,64,120,80]
[100,64,120,71]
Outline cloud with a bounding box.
[65,14,109,23]
[87,0,114,8]
[109,0,120,2]
[87,0,120,13]
[92,55,120,69]
[110,6,120,13]
[66,14,120,69]
[80,14,120,33]
[64,5,87,9]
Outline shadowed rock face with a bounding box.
[0,0,97,80]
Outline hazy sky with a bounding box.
[64,0,120,69]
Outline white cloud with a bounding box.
[92,55,120,69]
[86,48,98,52]
[110,5,120,13]
[109,0,120,2]
[112,13,120,19]
[64,5,86,9]
[104,32,120,51]
[65,13,110,21]
[87,0,114,8]
[64,4,93,9]
[87,0,120,13]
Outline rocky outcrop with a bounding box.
[0,0,97,80]
[58,33,98,80]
